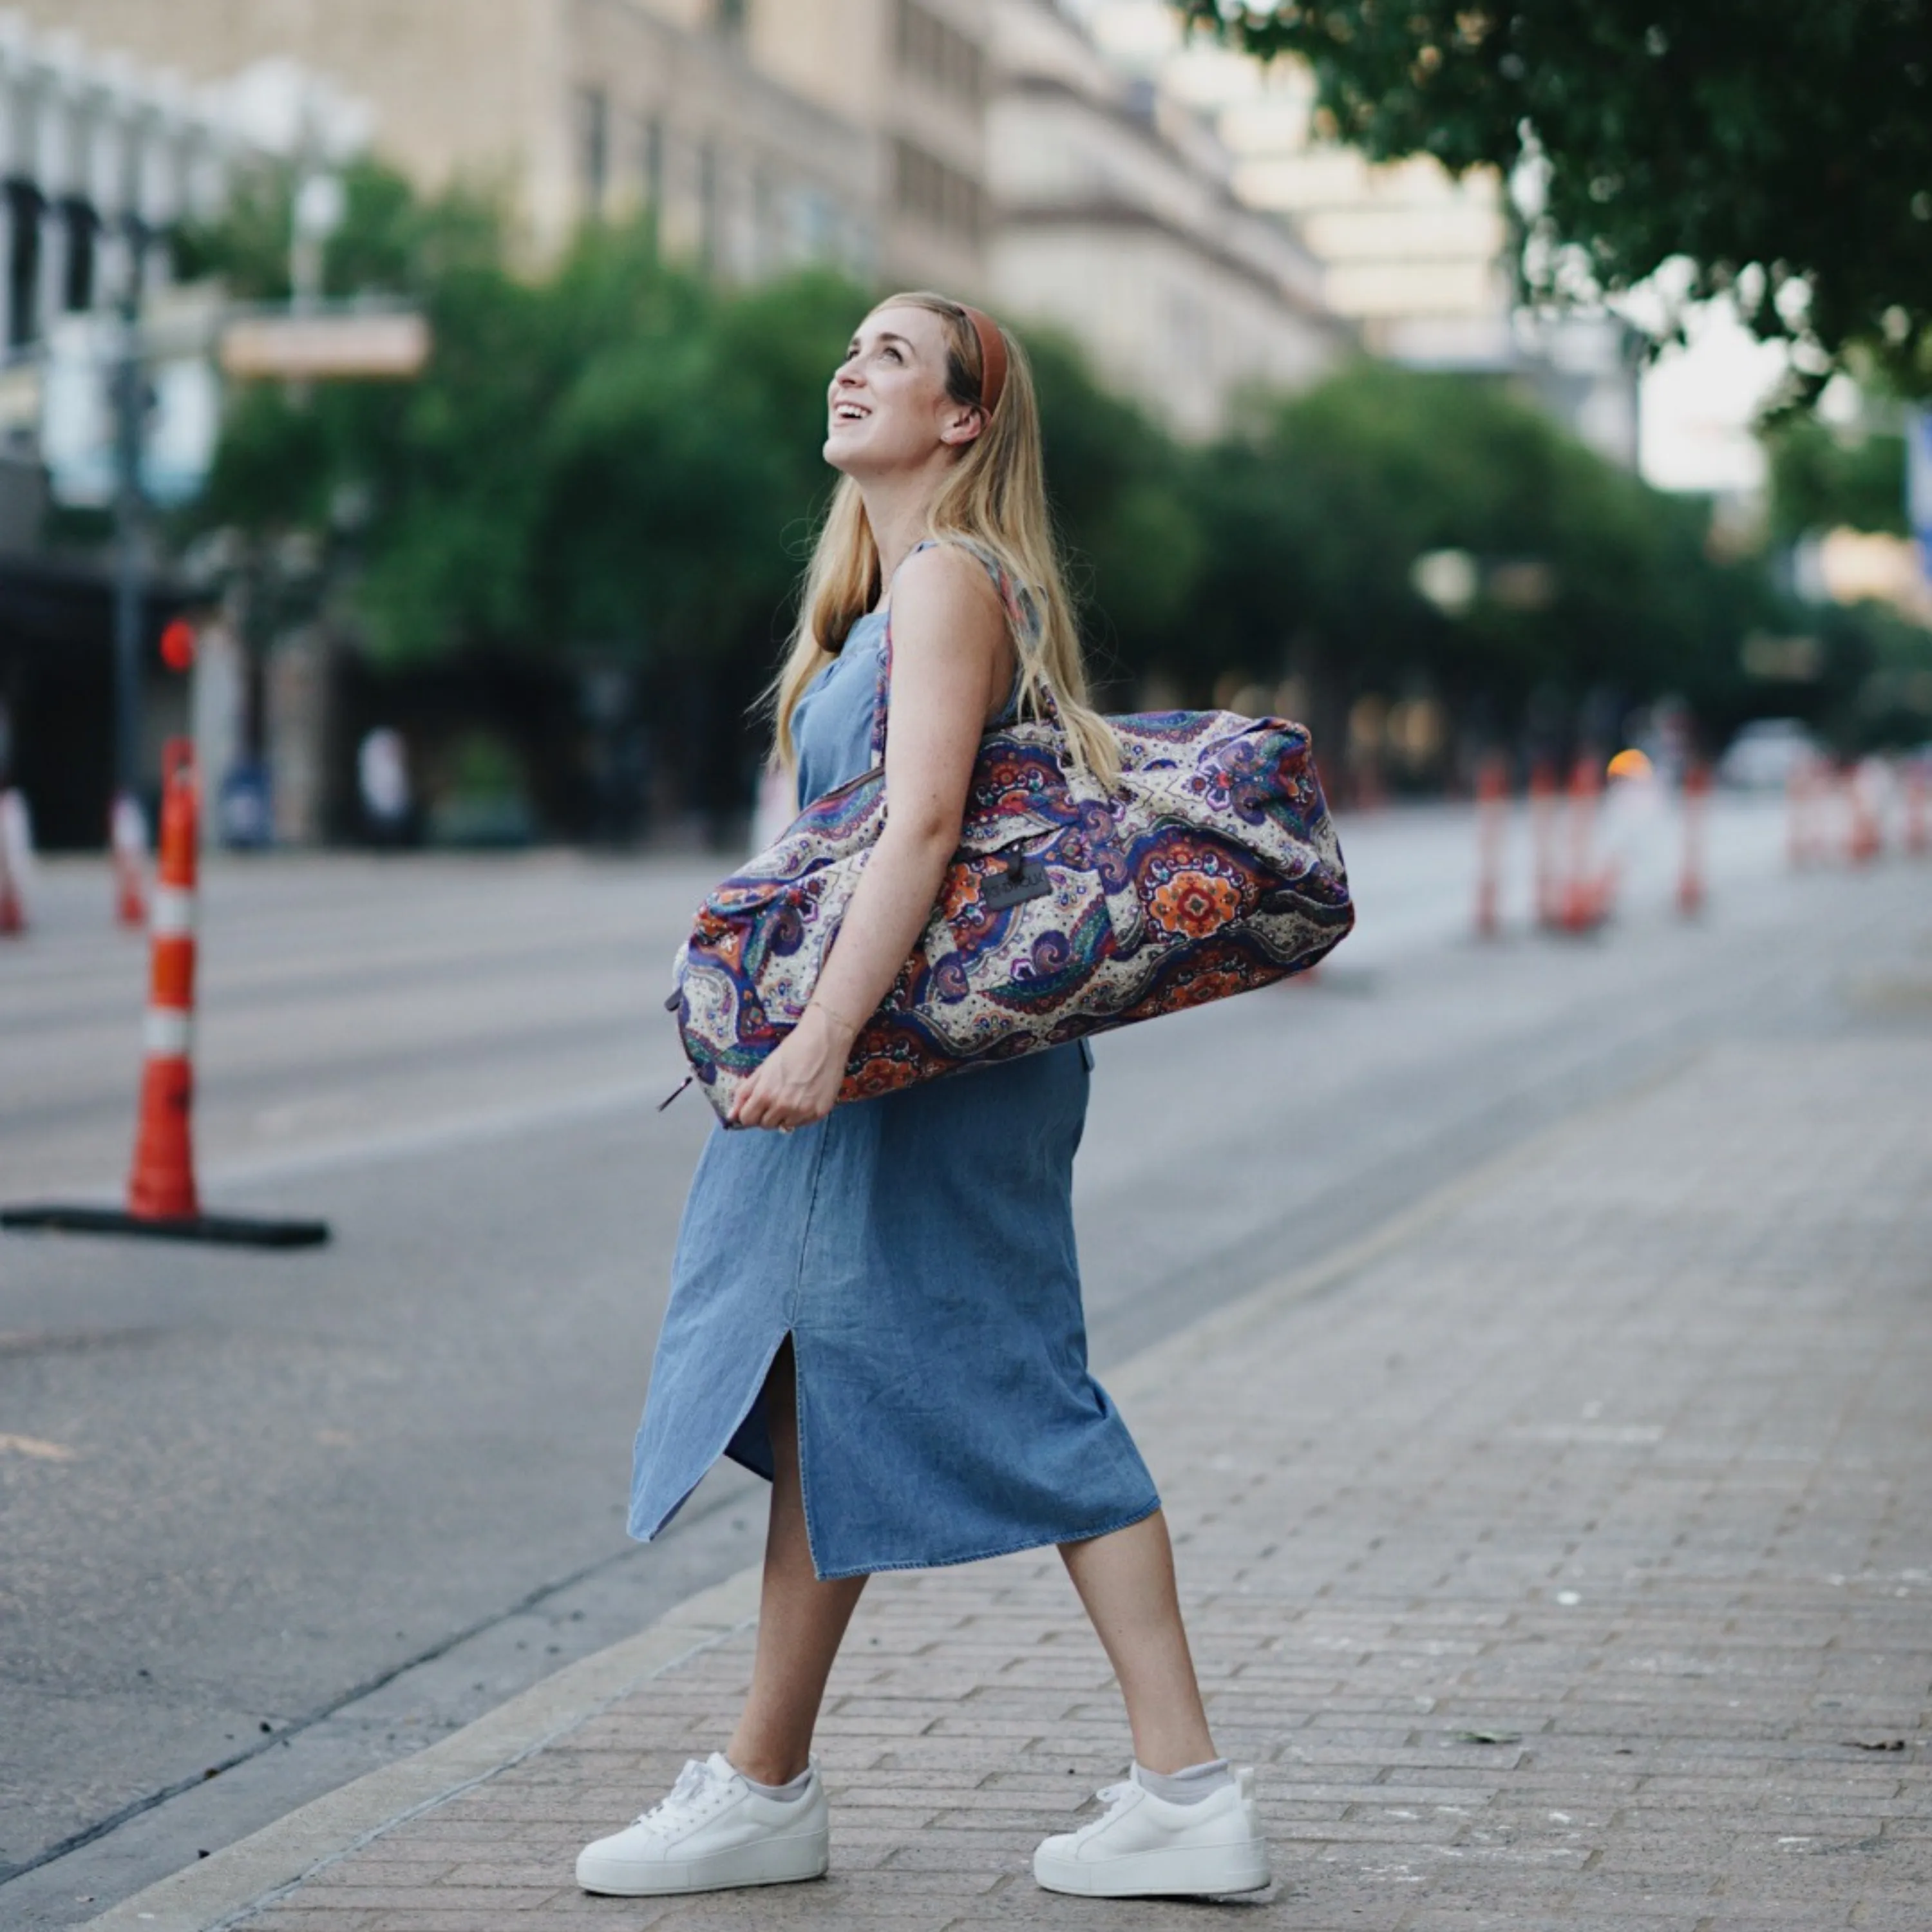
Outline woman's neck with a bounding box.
[857,468,948,603]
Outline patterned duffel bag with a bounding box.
[667,676,1355,1125]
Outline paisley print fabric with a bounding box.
[671,558,1354,1124]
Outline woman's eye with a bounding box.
[882,345,902,363]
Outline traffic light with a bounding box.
[158,618,196,673]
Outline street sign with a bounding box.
[40,316,220,509]
[218,312,431,381]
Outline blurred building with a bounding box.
[0,10,304,846]
[988,0,1344,439]
[749,0,991,294]
[23,1,1004,292]
[0,10,261,349]
[1070,0,1642,469]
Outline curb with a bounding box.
[84,1050,1696,1931]
[82,1566,762,1932]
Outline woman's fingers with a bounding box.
[732,1042,838,1132]
[732,1071,798,1132]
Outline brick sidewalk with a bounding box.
[231,1036,1931,1931]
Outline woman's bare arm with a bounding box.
[730,545,1011,1131]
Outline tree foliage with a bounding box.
[1186,362,1781,750]
[179,160,1873,824]
[182,164,1238,818]
[1763,418,1910,542]
[1173,2,1932,398]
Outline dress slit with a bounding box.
[629,1322,795,1542]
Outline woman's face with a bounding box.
[824,304,981,478]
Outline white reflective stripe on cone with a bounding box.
[151,886,196,936]
[143,1009,193,1056]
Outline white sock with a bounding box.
[732,1760,813,1802]
[1134,1757,1233,1804]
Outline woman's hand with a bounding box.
[732,544,1007,1137]
[729,1004,857,1132]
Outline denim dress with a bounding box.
[628,578,1160,1579]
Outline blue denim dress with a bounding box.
[628,591,1159,1579]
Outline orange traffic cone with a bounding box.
[111,790,148,929]
[2,741,327,1248]
[1677,760,1711,918]
[1906,761,1930,858]
[1786,758,1814,869]
[1529,759,1559,929]
[0,786,26,936]
[1557,755,1615,933]
[1473,754,1508,940]
[1846,763,1882,866]
[128,743,201,1219]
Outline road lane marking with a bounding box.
[0,1432,78,1461]
[198,1080,663,1187]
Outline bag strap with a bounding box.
[869,537,1060,766]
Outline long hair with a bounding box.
[770,291,1119,788]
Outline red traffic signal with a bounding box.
[158,618,197,673]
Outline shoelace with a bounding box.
[1079,1779,1138,1831]
[631,1758,730,1830]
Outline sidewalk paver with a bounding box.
[222,1034,1932,1929]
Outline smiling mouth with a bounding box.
[831,402,868,422]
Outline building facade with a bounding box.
[0,11,268,351]
[16,1,883,282]
[21,1,1003,294]
[1073,0,1642,469]
[749,0,991,295]
[988,0,1344,439]
[0,13,308,846]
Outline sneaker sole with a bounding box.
[577,1829,829,1897]
[1033,1839,1271,1898]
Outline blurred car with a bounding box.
[1717,718,1817,790]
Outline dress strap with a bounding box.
[870,537,1051,764]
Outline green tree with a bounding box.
[1187,361,1779,751]
[184,161,1811,813]
[1173,2,1932,397]
[1765,418,1909,542]
[1026,332,1203,697]
[174,156,502,304]
[188,167,1201,721]
[184,164,850,823]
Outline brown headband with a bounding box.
[960,303,1007,418]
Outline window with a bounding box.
[894,1,984,105]
[576,87,610,218]
[63,200,98,314]
[891,138,984,241]
[697,141,719,270]
[639,115,664,214]
[7,184,39,347]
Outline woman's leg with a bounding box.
[726,1341,867,1785]
[1059,1509,1217,1774]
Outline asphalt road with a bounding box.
[2,793,1920,1926]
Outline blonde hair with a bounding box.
[770,291,1119,788]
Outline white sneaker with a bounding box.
[1033,1764,1271,1897]
[576,1752,829,1896]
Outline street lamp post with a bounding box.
[109,294,147,808]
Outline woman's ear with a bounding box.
[938,404,987,450]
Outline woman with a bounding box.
[578,294,1270,1901]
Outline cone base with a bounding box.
[0,1204,329,1249]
